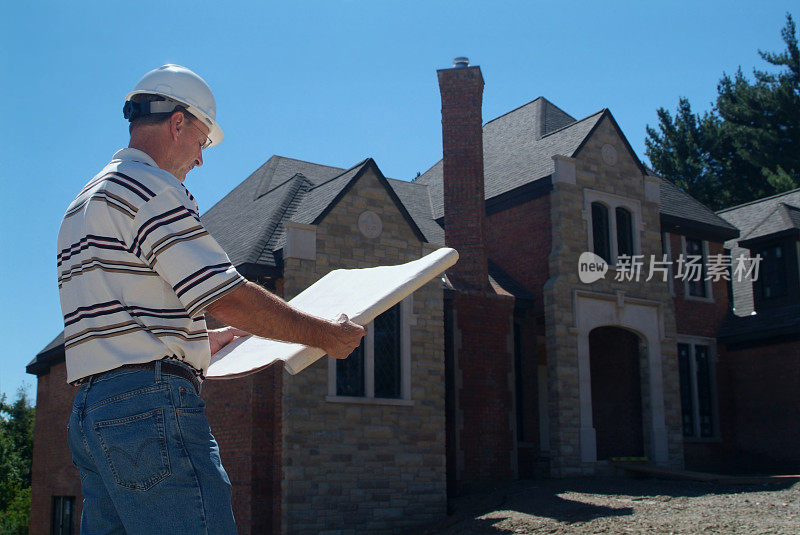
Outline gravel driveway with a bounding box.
[420,476,800,534]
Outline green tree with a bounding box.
[0,389,35,535]
[646,13,800,210]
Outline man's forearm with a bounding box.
[206,282,333,349]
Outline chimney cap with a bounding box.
[452,57,469,68]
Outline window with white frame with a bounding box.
[584,190,641,265]
[662,232,674,295]
[677,340,717,438]
[682,237,712,299]
[327,297,413,403]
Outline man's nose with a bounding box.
[195,150,203,168]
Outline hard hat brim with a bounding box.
[125,89,223,148]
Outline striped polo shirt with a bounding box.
[57,148,246,383]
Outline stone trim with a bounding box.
[582,189,643,266]
[326,295,415,402]
[644,175,661,204]
[552,155,577,185]
[676,335,721,442]
[283,221,317,260]
[680,236,714,302]
[572,289,670,464]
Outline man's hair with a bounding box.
[128,94,192,134]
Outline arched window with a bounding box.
[591,202,610,262]
[616,207,634,257]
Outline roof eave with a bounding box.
[739,228,800,249]
[660,213,740,242]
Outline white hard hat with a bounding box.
[125,64,223,148]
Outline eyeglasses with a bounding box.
[188,120,212,150]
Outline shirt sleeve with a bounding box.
[129,187,246,317]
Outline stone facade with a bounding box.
[543,116,682,475]
[279,167,446,534]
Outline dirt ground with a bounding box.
[420,476,800,534]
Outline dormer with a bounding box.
[738,203,800,311]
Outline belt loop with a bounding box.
[154,359,162,382]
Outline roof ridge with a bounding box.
[271,154,345,172]
[483,96,544,127]
[309,158,370,190]
[717,186,800,213]
[257,172,308,199]
[541,109,606,139]
[740,203,783,240]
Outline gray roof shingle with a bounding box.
[415,97,733,238]
[415,97,604,220]
[717,188,800,249]
[203,157,436,269]
[658,177,739,239]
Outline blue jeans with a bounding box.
[68,362,237,534]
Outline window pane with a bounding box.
[592,203,610,263]
[677,344,695,437]
[760,244,787,299]
[374,305,401,398]
[616,207,633,257]
[695,345,713,438]
[687,238,707,297]
[52,496,74,535]
[336,341,365,397]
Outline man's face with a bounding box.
[173,114,210,181]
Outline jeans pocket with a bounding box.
[94,408,171,491]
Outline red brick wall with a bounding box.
[203,364,282,535]
[28,361,282,535]
[452,291,516,484]
[722,340,800,472]
[438,65,489,292]
[487,195,551,314]
[670,235,730,338]
[29,361,81,535]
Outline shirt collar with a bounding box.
[112,148,160,169]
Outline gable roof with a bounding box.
[202,157,433,273]
[414,97,731,239]
[718,189,800,248]
[739,202,800,245]
[416,97,605,220]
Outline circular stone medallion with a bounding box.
[601,143,618,166]
[358,210,382,239]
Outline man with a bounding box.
[59,64,365,533]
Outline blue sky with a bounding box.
[0,1,792,401]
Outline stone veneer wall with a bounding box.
[280,168,446,534]
[543,116,682,476]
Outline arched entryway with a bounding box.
[589,326,644,459]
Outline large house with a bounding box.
[27,59,800,534]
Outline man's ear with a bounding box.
[168,111,186,142]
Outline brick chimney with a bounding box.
[438,57,489,291]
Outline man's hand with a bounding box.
[323,314,366,359]
[208,326,250,356]
[206,282,366,358]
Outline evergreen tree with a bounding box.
[646,13,800,210]
[0,389,35,535]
